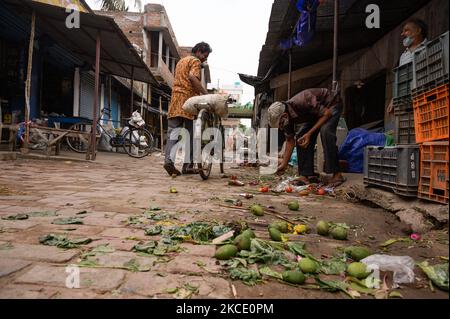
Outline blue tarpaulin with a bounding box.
[280,0,319,50]
[338,128,386,173]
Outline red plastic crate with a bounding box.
[413,84,449,143]
[418,141,449,204]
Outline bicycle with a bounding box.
[194,101,232,180]
[66,108,155,159]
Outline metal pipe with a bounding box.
[24,10,36,149]
[89,31,101,161]
[332,0,339,92]
[130,66,135,115]
[159,96,164,152]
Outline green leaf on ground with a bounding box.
[92,244,115,254]
[315,277,353,298]
[167,222,231,243]
[320,257,348,275]
[2,213,29,220]
[388,291,404,299]
[379,237,412,248]
[52,217,84,225]
[259,266,283,280]
[165,287,178,294]
[229,267,262,286]
[287,242,319,262]
[238,239,292,267]
[144,211,170,221]
[123,259,151,272]
[134,241,158,254]
[145,225,163,236]
[418,261,449,291]
[39,234,91,249]
[29,211,58,217]
[125,216,142,226]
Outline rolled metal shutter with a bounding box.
[79,72,97,119]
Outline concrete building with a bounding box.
[97,5,212,146]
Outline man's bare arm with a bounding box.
[189,74,208,95]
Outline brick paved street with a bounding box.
[0,152,448,299]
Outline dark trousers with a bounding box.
[296,108,342,176]
[164,117,194,165]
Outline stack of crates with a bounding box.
[412,31,449,205]
[393,62,416,144]
[363,35,422,196]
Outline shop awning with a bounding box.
[4,0,158,85]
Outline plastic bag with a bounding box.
[361,254,415,288]
[338,128,386,173]
[129,111,145,128]
[274,176,309,193]
[289,148,298,167]
[182,94,229,118]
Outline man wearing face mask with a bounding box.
[399,18,428,66]
[388,19,428,113]
[268,88,345,187]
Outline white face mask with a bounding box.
[403,36,414,48]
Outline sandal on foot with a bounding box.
[164,163,181,176]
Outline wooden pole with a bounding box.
[88,31,101,161]
[24,10,36,151]
[130,66,135,116]
[108,75,111,119]
[159,96,163,152]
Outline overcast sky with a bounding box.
[86,0,274,104]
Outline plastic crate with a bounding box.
[395,111,416,144]
[364,145,420,197]
[393,62,414,99]
[393,62,414,114]
[413,84,449,143]
[412,32,449,93]
[418,141,449,204]
[393,96,413,114]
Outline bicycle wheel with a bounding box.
[66,122,92,153]
[123,127,154,158]
[197,110,214,180]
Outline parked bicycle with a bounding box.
[66,108,155,159]
[194,98,235,180]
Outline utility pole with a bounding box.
[332,0,339,92]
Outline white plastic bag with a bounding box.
[274,177,310,193]
[361,254,416,287]
[129,111,145,127]
[182,94,229,118]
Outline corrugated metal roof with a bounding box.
[258,0,432,78]
[3,0,158,84]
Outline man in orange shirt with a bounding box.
[163,42,212,176]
